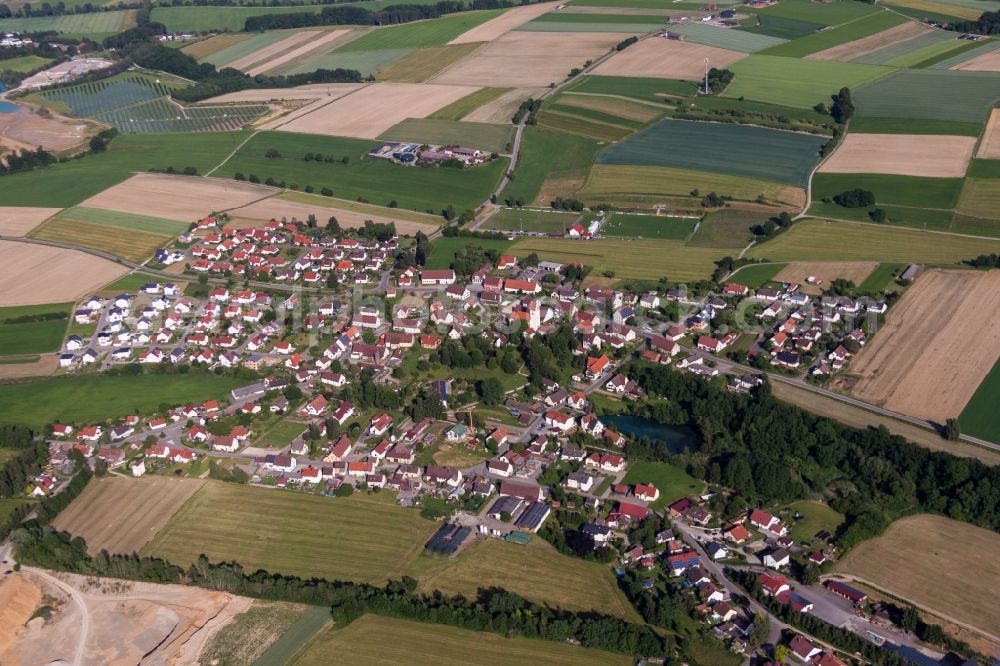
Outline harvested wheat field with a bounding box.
[0,207,59,235]
[0,355,57,379]
[81,173,275,222]
[807,21,931,61]
[228,195,440,235]
[774,261,877,294]
[818,133,976,178]
[462,86,546,122]
[449,1,560,44]
[227,30,321,73]
[850,269,1000,423]
[835,514,1000,639]
[52,476,206,555]
[432,31,629,87]
[950,47,1000,71]
[0,241,126,307]
[202,83,365,104]
[593,38,746,80]
[978,109,1000,159]
[273,82,480,138]
[247,29,352,76]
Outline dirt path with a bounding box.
[25,568,89,666]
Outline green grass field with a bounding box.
[509,237,724,281]
[150,6,326,32]
[425,235,513,269]
[518,13,664,32]
[0,498,34,523]
[253,606,331,666]
[0,374,244,430]
[199,30,292,67]
[846,116,983,136]
[0,55,53,72]
[56,207,189,235]
[579,164,805,208]
[725,55,894,109]
[0,10,134,37]
[601,213,695,240]
[286,48,414,77]
[255,418,308,448]
[218,131,506,213]
[621,460,703,510]
[957,179,1000,220]
[737,13,826,40]
[503,127,601,206]
[927,39,1000,69]
[759,10,906,58]
[429,87,512,121]
[857,262,904,293]
[812,173,964,210]
[751,0,880,25]
[747,218,1000,263]
[596,119,825,188]
[688,209,769,248]
[729,262,787,288]
[968,160,1000,179]
[535,107,637,143]
[0,303,71,357]
[375,42,482,82]
[564,75,697,103]
[378,118,514,153]
[852,30,962,67]
[854,69,1000,123]
[786,500,845,543]
[0,132,249,208]
[960,358,1000,442]
[667,22,787,52]
[337,10,503,51]
[290,615,632,666]
[277,191,442,226]
[143,483,438,584]
[481,208,579,233]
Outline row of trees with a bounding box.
[625,364,1000,548]
[243,0,505,30]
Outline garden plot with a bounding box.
[0,207,58,235]
[596,118,826,187]
[449,1,560,43]
[818,133,976,178]
[431,31,629,87]
[592,38,746,79]
[666,22,787,53]
[806,20,931,61]
[246,29,352,76]
[978,109,1000,159]
[853,69,1000,123]
[81,173,275,223]
[272,82,479,138]
[0,241,127,307]
[850,269,1000,424]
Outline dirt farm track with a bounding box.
[849,269,1000,424]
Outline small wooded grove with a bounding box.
[12,526,665,658]
[624,363,1000,548]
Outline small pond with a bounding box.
[0,100,20,114]
[598,414,698,454]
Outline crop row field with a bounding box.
[666,22,788,53]
[724,55,894,109]
[481,207,580,233]
[853,69,1000,123]
[30,209,177,263]
[595,118,825,188]
[0,10,135,37]
[760,10,906,58]
[749,0,882,26]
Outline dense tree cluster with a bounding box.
[0,147,56,176]
[703,67,733,95]
[626,364,1000,548]
[244,0,483,31]
[829,86,854,124]
[965,253,1000,268]
[832,188,875,208]
[950,11,1000,34]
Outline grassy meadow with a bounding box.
[0,303,72,356]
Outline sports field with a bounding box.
[290,615,632,666]
[218,131,506,212]
[52,477,206,555]
[725,55,893,108]
[481,208,579,233]
[143,483,438,584]
[747,219,1000,263]
[0,303,71,356]
[853,69,1000,123]
[378,117,514,153]
[601,213,695,240]
[596,119,825,188]
[414,536,640,620]
[0,373,244,430]
[579,164,806,208]
[835,514,1000,637]
[509,237,723,281]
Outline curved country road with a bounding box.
[25,567,90,666]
